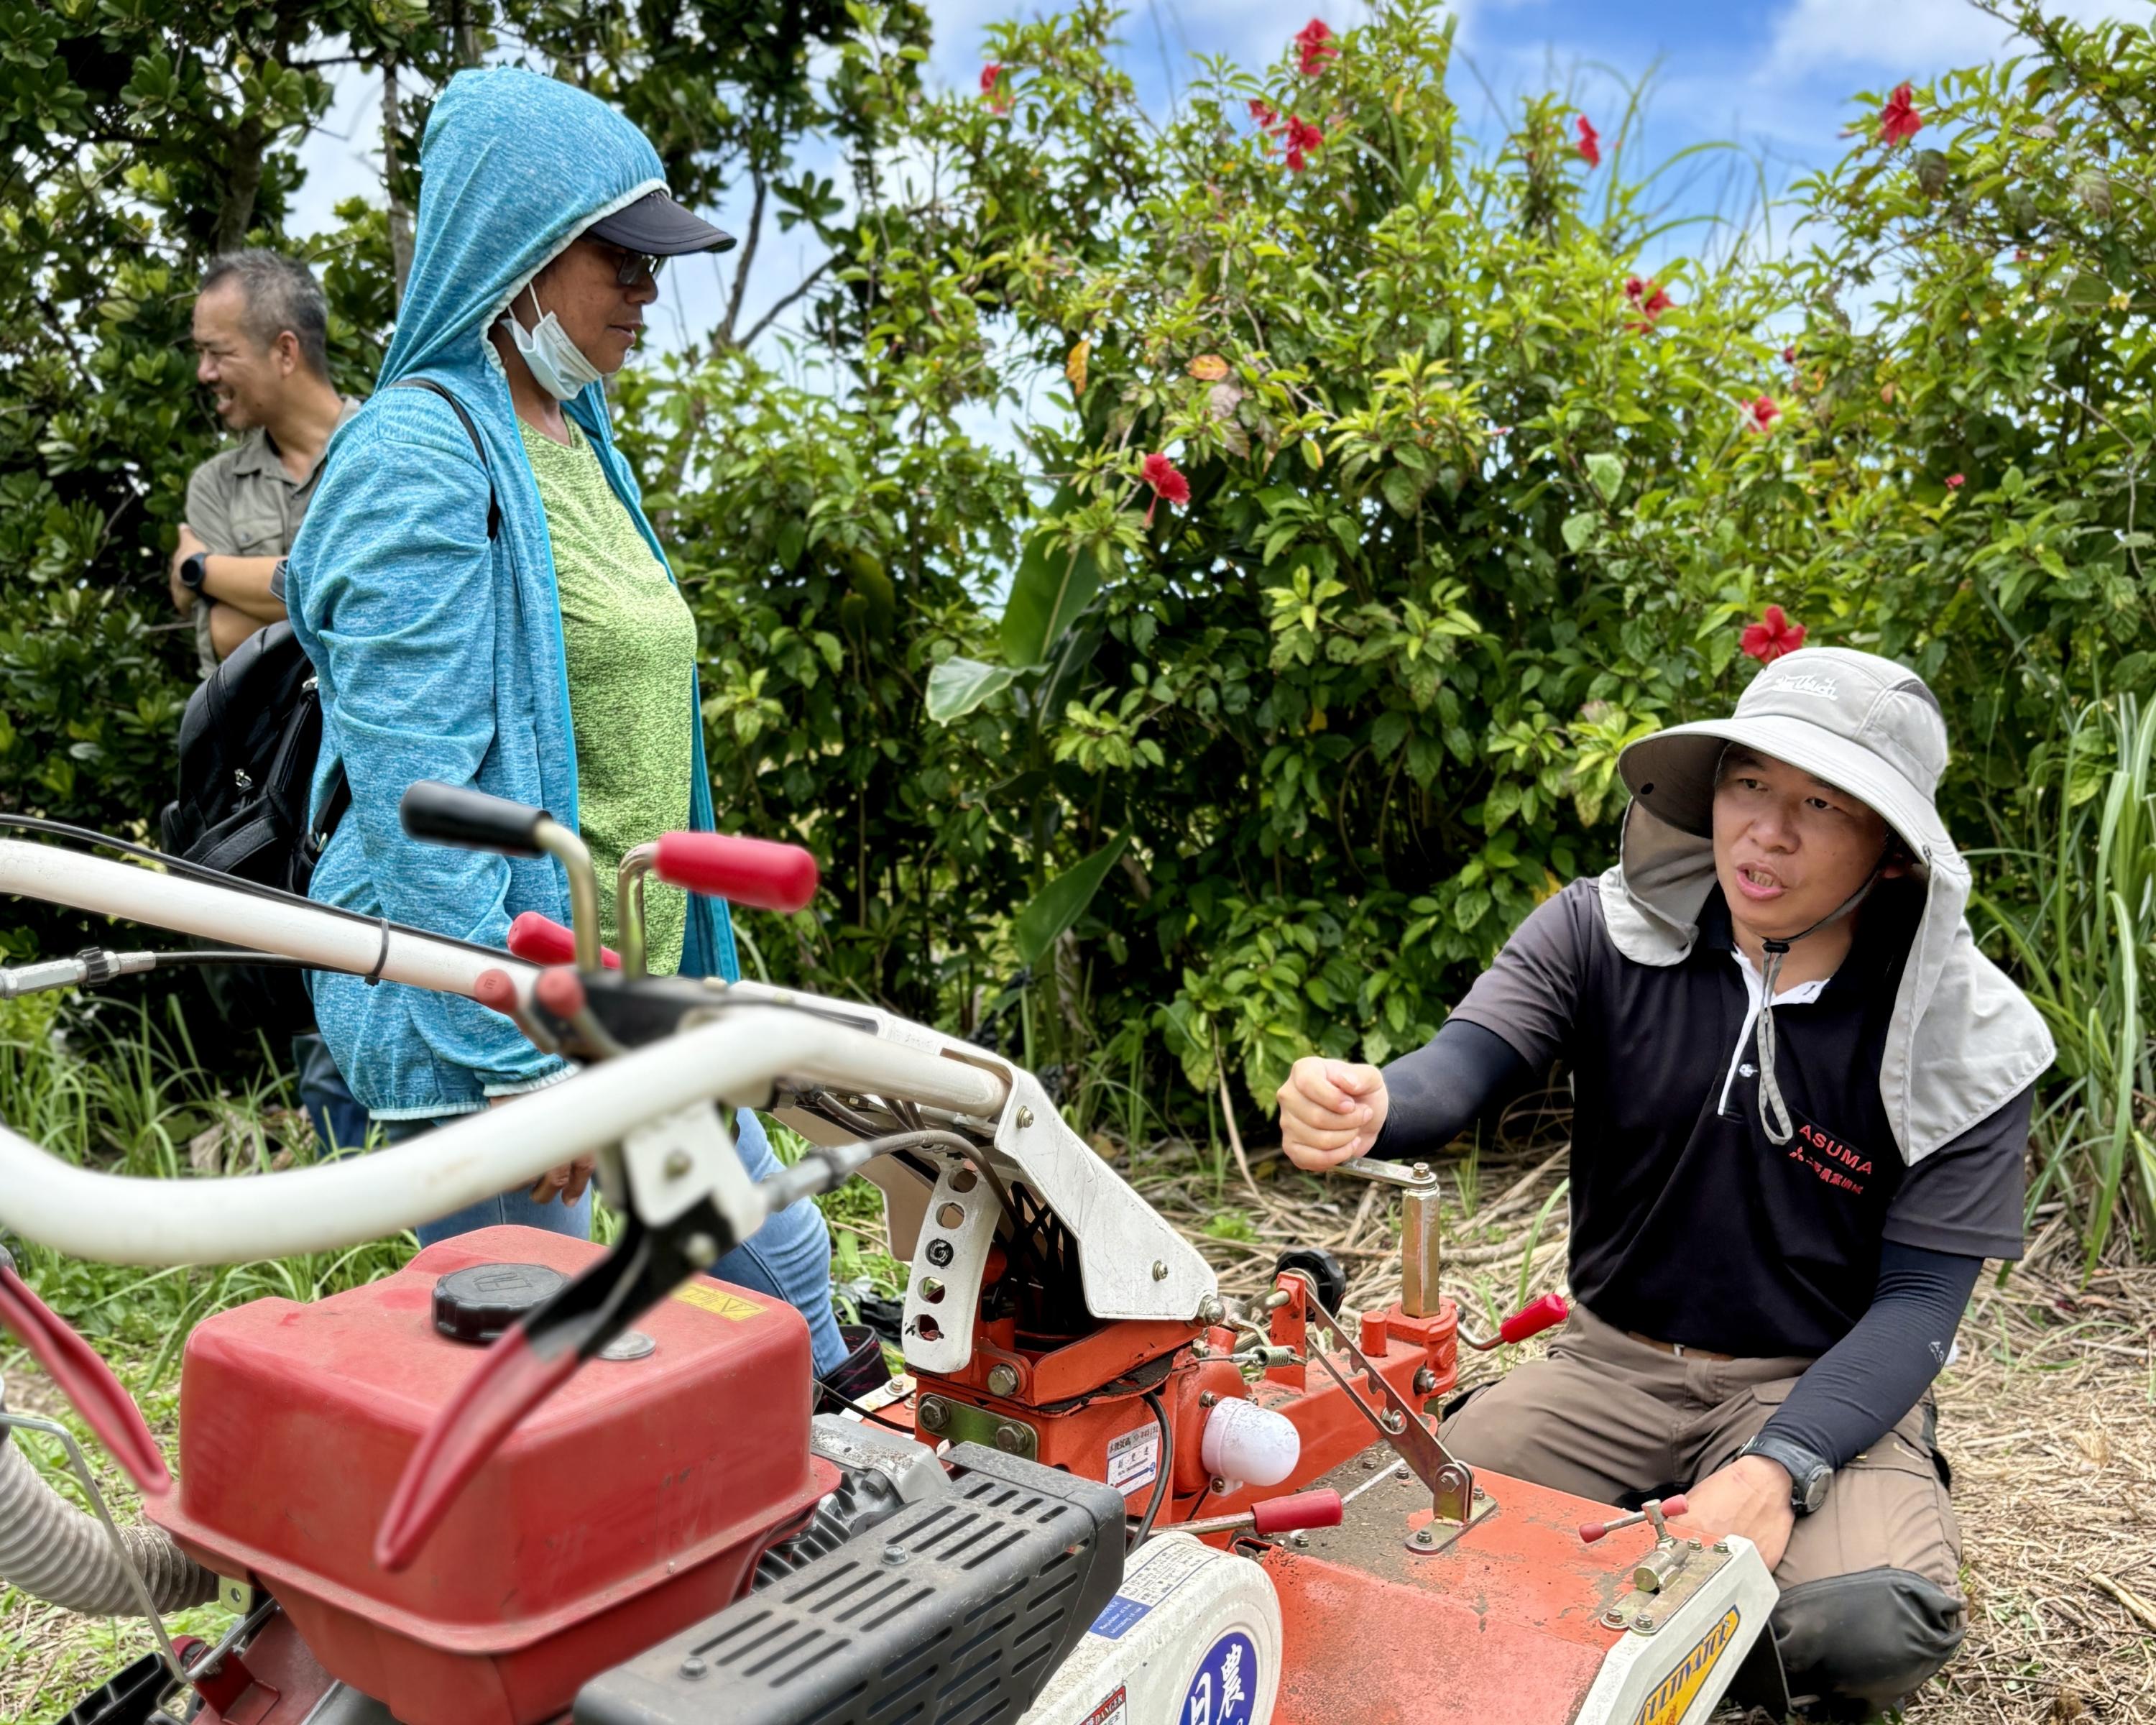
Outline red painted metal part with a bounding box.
[150,1228,832,1725]
[187,1614,340,1725]
[0,1259,170,1495]
[1264,1470,1631,1725]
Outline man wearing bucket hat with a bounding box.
[1278,648,2054,1717]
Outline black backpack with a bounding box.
[159,380,500,1015]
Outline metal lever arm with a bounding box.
[1294,1282,1475,1524]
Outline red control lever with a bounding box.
[506,911,619,970]
[1580,1494,1687,1545]
[1464,1291,1571,1352]
[0,1253,170,1496]
[1498,1292,1570,1345]
[653,832,819,913]
[1250,1488,1345,1536]
[1177,1486,1345,1540]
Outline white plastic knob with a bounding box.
[1199,1396,1301,1489]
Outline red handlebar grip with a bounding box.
[1250,1489,1344,1537]
[1658,1494,1688,1518]
[506,912,619,970]
[1578,1519,1610,1544]
[653,832,819,913]
[1498,1292,1571,1345]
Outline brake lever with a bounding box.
[0,1246,170,1495]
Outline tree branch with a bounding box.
[737,257,835,350]
[719,167,768,346]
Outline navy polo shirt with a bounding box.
[1446,878,2030,1358]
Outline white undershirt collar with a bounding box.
[1718,948,1831,1118]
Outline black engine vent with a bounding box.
[575,1443,1125,1725]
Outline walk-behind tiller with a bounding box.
[0,788,1786,1725]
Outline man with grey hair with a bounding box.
[170,249,366,1155]
[170,250,357,673]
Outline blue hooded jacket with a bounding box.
[287,68,740,1118]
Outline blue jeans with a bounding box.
[293,1033,371,1155]
[375,1104,847,1376]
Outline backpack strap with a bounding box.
[390,377,501,540]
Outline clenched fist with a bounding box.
[1276,1057,1390,1170]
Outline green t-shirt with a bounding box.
[520,418,695,975]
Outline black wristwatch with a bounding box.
[1738,1431,1833,1515]
[180,551,211,596]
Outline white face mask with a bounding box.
[503,282,603,401]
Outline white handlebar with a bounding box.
[0,1008,1006,1266]
[0,840,525,1005]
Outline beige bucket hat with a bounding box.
[1597,648,2053,1165]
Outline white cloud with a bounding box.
[1767,0,2134,75]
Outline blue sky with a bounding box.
[294,0,2137,355]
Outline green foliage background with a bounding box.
[5,0,2154,1254]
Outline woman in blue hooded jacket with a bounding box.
[286,68,849,1379]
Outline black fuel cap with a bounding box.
[432,1262,567,1345]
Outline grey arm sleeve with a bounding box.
[1761,1242,1981,1469]
[1371,1019,1534,1161]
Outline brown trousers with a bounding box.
[1442,1304,1966,1716]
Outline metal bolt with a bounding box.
[1395,1466,1410,1481]
[663,1149,693,1179]
[995,1422,1028,1453]
[1151,1261,1168,1282]
[882,1542,908,1565]
[683,1233,719,1267]
[1197,1294,1225,1325]
[1289,1531,1310,1548]
[987,1363,1020,1397]
[680,1655,709,1680]
[1381,1409,1406,1434]
[1412,1366,1437,1394]
[1191,1338,1210,1359]
[1712,1540,1731,1554]
[1210,1476,1230,1494]
[1412,1162,1431,1179]
[1412,1527,1434,1547]
[917,1397,949,1433]
[1636,1614,1657,1632]
[1015,1105,1035,1128]
[1198,1391,1217,1409]
[1362,1455,1378,1471]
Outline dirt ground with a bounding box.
[3,1099,2152,1723]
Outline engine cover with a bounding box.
[573,1443,1128,1725]
[149,1227,831,1725]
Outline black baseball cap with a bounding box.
[584,190,736,256]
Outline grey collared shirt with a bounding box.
[184,396,361,676]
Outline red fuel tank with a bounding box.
[150,1227,831,1725]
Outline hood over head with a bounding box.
[1598,646,2053,1164]
[379,66,668,394]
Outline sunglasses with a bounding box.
[605,247,665,287]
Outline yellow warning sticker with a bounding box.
[1628,1607,1739,1725]
[674,1282,764,1321]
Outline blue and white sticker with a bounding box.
[1181,1630,1258,1725]
[1087,1540,1210,1641]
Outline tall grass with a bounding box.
[1971,696,2156,1271]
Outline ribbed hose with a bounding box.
[0,1379,216,1616]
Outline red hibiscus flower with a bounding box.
[1782,344,1797,364]
[1576,115,1601,167]
[1945,473,1966,489]
[1143,452,1190,524]
[1284,115,1325,172]
[1295,19,1339,75]
[1250,98,1280,128]
[1744,395,1781,432]
[980,63,1009,115]
[1879,82,1922,147]
[1623,275,1672,331]
[1741,604,1807,665]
